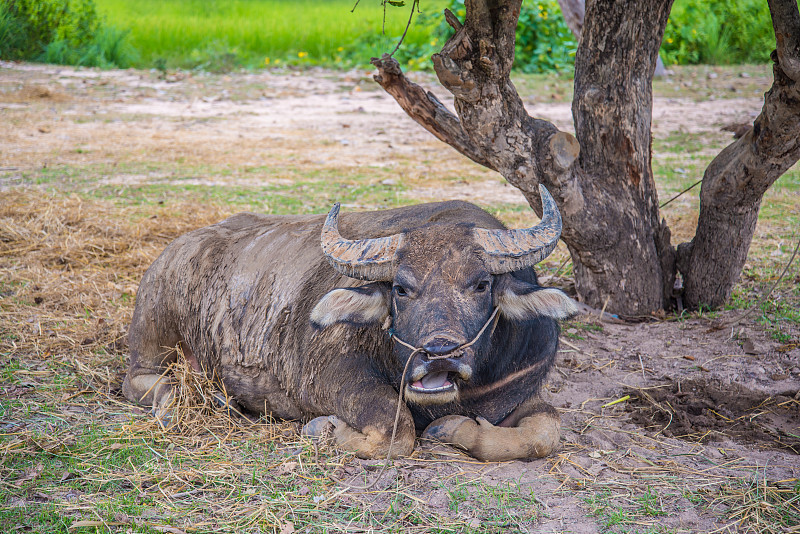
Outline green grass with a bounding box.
[0,394,542,532]
[23,160,413,214]
[700,476,800,533]
[583,486,679,534]
[437,475,542,530]
[563,321,604,341]
[94,0,447,70]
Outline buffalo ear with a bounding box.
[496,276,578,321]
[310,283,390,328]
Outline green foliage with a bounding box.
[0,0,137,68]
[386,0,577,73]
[0,3,28,59]
[383,0,773,72]
[93,0,445,71]
[514,0,577,73]
[662,0,775,65]
[40,24,138,67]
[5,0,777,72]
[333,6,444,71]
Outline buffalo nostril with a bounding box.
[422,339,460,357]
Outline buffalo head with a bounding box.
[310,185,576,406]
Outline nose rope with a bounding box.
[320,307,500,491]
[379,306,499,467]
[388,306,500,360]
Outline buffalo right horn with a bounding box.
[320,203,403,281]
[474,184,562,274]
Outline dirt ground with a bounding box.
[1,61,799,533]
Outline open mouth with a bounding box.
[408,371,457,393]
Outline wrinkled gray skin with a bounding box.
[124,201,575,460]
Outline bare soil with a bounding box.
[1,61,798,533]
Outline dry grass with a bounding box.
[2,62,799,533]
[705,475,800,533]
[1,192,547,533]
[0,190,233,361]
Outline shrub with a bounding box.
[0,0,137,68]
[0,3,29,59]
[661,0,774,65]
[513,0,577,73]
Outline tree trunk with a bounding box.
[372,0,800,316]
[678,1,800,309]
[555,0,668,77]
[569,0,675,315]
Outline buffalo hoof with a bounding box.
[210,390,243,417]
[150,405,174,429]
[423,413,559,461]
[301,415,338,437]
[421,414,473,444]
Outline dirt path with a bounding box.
[1,61,797,533]
[0,61,767,205]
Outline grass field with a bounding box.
[94,0,446,70]
[1,62,799,532]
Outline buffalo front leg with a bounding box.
[301,383,416,460]
[422,400,561,462]
[122,367,176,424]
[303,414,415,460]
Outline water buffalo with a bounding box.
[123,185,576,461]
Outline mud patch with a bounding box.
[0,84,70,103]
[626,379,800,453]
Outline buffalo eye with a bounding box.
[475,280,491,293]
[393,284,408,297]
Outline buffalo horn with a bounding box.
[474,184,562,274]
[320,203,403,281]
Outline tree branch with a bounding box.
[768,0,800,82]
[371,54,495,171]
[430,0,587,226]
[678,0,800,308]
[374,2,584,221]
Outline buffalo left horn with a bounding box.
[320,203,403,281]
[474,184,562,274]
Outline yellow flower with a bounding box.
[667,37,673,44]
[298,51,308,58]
[264,57,270,65]
[430,38,437,46]
[275,58,281,64]
[337,46,344,52]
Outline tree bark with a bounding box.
[678,0,800,309]
[570,0,675,314]
[555,0,668,77]
[372,0,800,316]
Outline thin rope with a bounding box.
[660,179,702,209]
[314,347,418,491]
[389,307,500,359]
[719,229,800,328]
